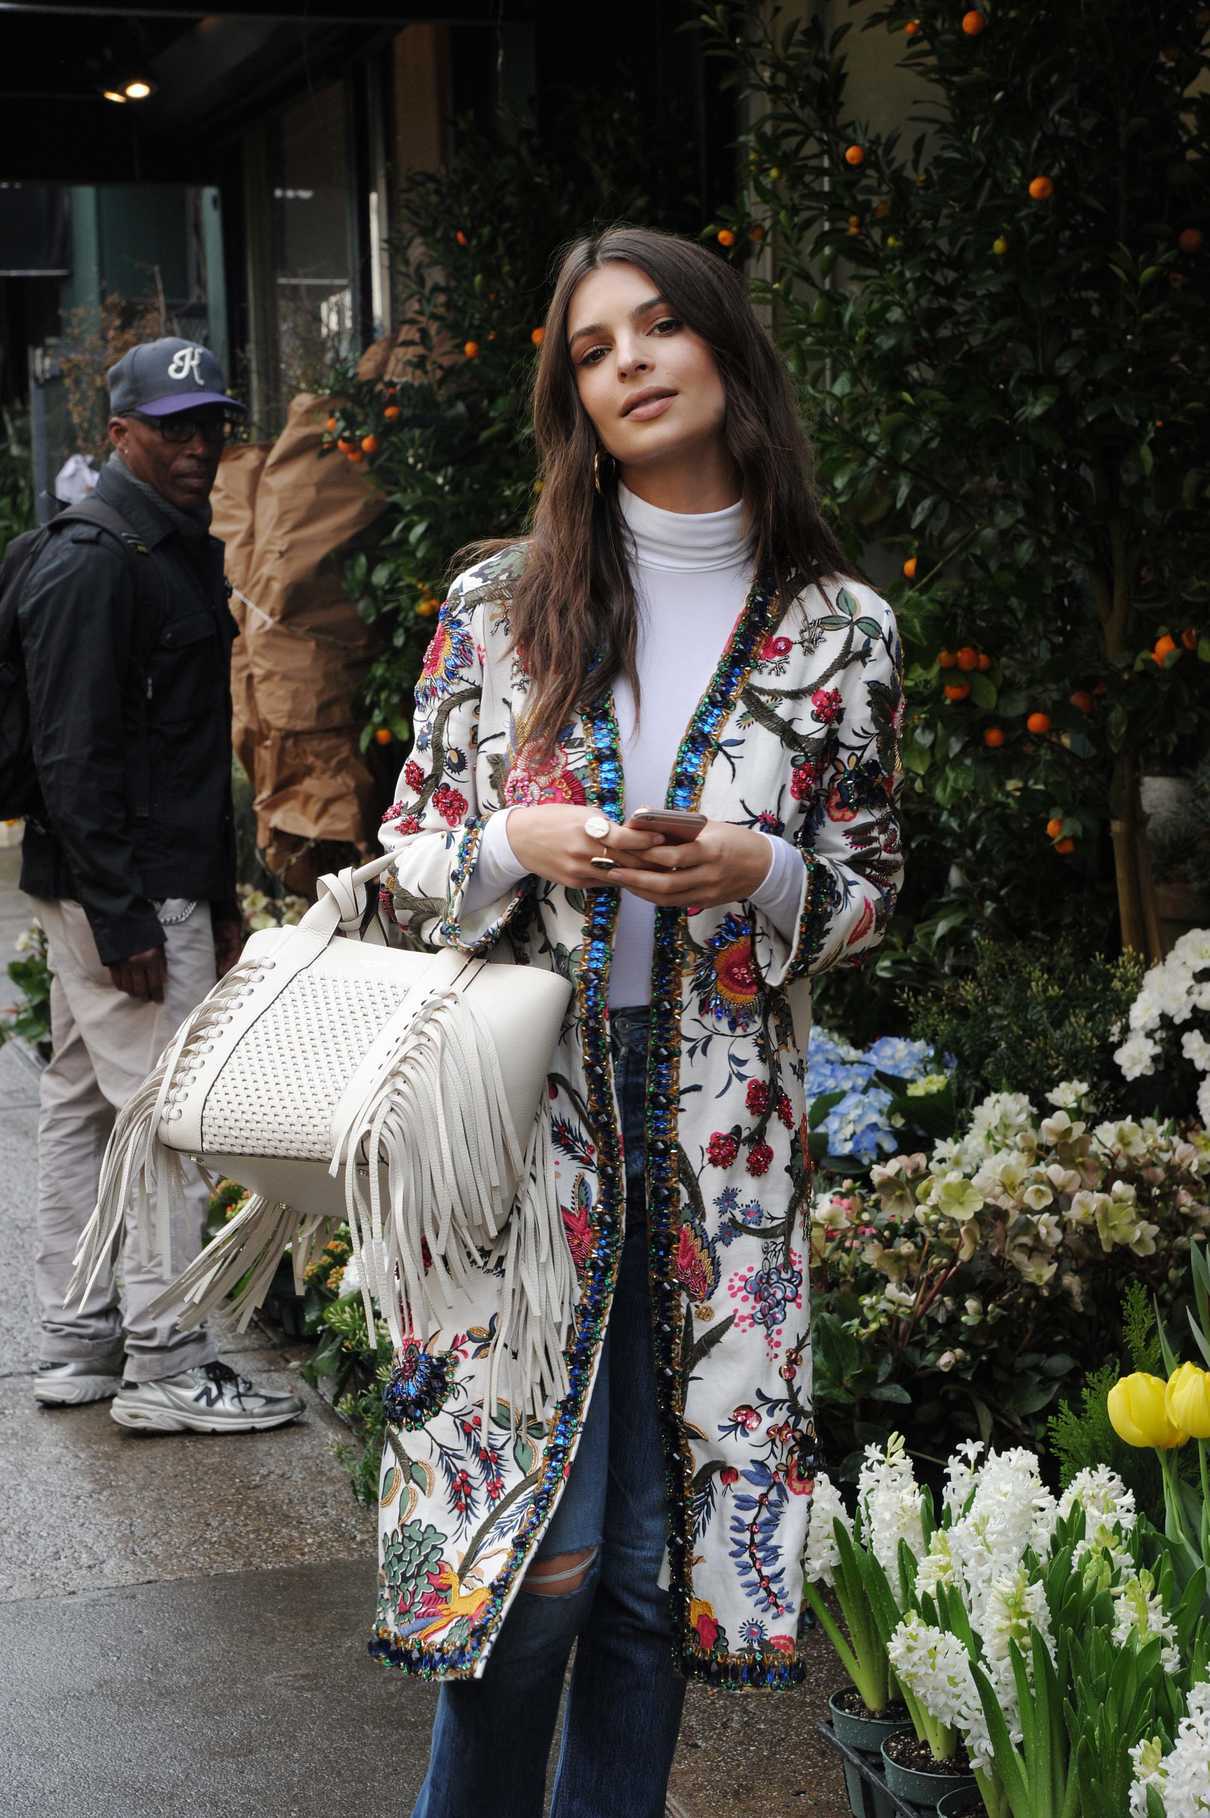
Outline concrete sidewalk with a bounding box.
[0,845,847,1817]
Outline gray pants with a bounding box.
[31,897,219,1384]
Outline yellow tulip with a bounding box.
[1165,1363,1210,1440]
[1108,1372,1189,1450]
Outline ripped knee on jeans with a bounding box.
[526,1545,599,1597]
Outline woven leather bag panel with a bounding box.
[200,967,412,1159]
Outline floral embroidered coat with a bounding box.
[371,552,904,1690]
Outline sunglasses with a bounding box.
[128,411,232,445]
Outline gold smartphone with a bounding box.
[626,807,707,845]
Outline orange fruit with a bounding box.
[1153,634,1178,662]
[983,727,1005,748]
[373,728,393,746]
[1054,837,1076,855]
[905,19,921,35]
[455,229,468,247]
[531,326,545,346]
[384,405,401,420]
[844,145,865,167]
[1026,711,1051,734]
[361,434,378,454]
[325,415,337,432]
[1181,627,1198,651]
[903,555,918,580]
[944,682,971,702]
[955,646,979,672]
[874,200,891,220]
[337,436,354,453]
[717,228,736,247]
[1046,817,1064,839]
[416,597,439,618]
[962,10,987,34]
[464,340,480,359]
[976,652,992,671]
[1069,690,1094,714]
[748,223,766,242]
[345,448,364,463]
[937,648,956,669]
[1028,176,1055,201]
[1178,227,1203,255]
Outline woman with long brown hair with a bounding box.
[377,226,904,1816]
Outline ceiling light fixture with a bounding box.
[101,88,128,104]
[123,78,155,100]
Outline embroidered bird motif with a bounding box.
[410,1562,492,1643]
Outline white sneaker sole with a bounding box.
[110,1399,303,1434]
[34,1376,120,1406]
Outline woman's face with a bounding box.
[566,260,728,480]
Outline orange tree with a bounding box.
[701,0,1210,997]
[323,94,703,760]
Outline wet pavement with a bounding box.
[0,844,847,1817]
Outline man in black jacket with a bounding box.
[21,337,302,1433]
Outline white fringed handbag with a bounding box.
[69,853,576,1416]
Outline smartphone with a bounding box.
[626,807,707,845]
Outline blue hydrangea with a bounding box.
[808,1027,946,1164]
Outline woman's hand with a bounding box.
[607,820,773,911]
[506,804,665,888]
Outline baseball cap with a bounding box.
[107,337,246,417]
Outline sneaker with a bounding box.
[34,1358,122,1406]
[110,1359,305,1434]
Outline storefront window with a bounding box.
[270,82,354,393]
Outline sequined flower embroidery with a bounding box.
[383,1338,459,1431]
[414,618,476,714]
[673,1214,720,1304]
[727,1245,804,1355]
[503,745,587,807]
[693,913,760,1032]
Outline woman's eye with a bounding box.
[578,346,607,367]
[652,317,682,335]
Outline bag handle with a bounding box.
[297,850,396,943]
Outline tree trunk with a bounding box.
[1109,747,1163,963]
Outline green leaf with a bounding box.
[970,672,998,709]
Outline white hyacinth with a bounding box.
[944,1449,1057,1629]
[888,1613,992,1769]
[981,1565,1055,1745]
[1129,1678,1210,1817]
[856,1432,927,1588]
[1112,1571,1181,1676]
[803,1471,852,1588]
[1058,1464,1137,1572]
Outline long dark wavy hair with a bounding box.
[460,225,861,755]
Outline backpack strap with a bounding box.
[53,495,151,559]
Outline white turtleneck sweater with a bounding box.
[464,483,803,1005]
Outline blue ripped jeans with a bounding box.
[411,1007,687,1818]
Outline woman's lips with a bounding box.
[625,394,675,422]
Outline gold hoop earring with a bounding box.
[593,449,611,494]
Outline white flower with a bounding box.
[887,1615,992,1769]
[981,1565,1055,1745]
[1112,1571,1181,1674]
[942,1438,985,1521]
[1115,1031,1159,1080]
[857,1433,927,1588]
[1048,1079,1090,1109]
[945,1450,1057,1628]
[803,1472,852,1587]
[1129,1675,1210,1817]
[1183,1029,1210,1073]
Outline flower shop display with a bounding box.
[811,1078,1210,1477]
[1115,929,1210,1128]
[814,1431,1210,1818]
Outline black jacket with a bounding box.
[19,460,239,966]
